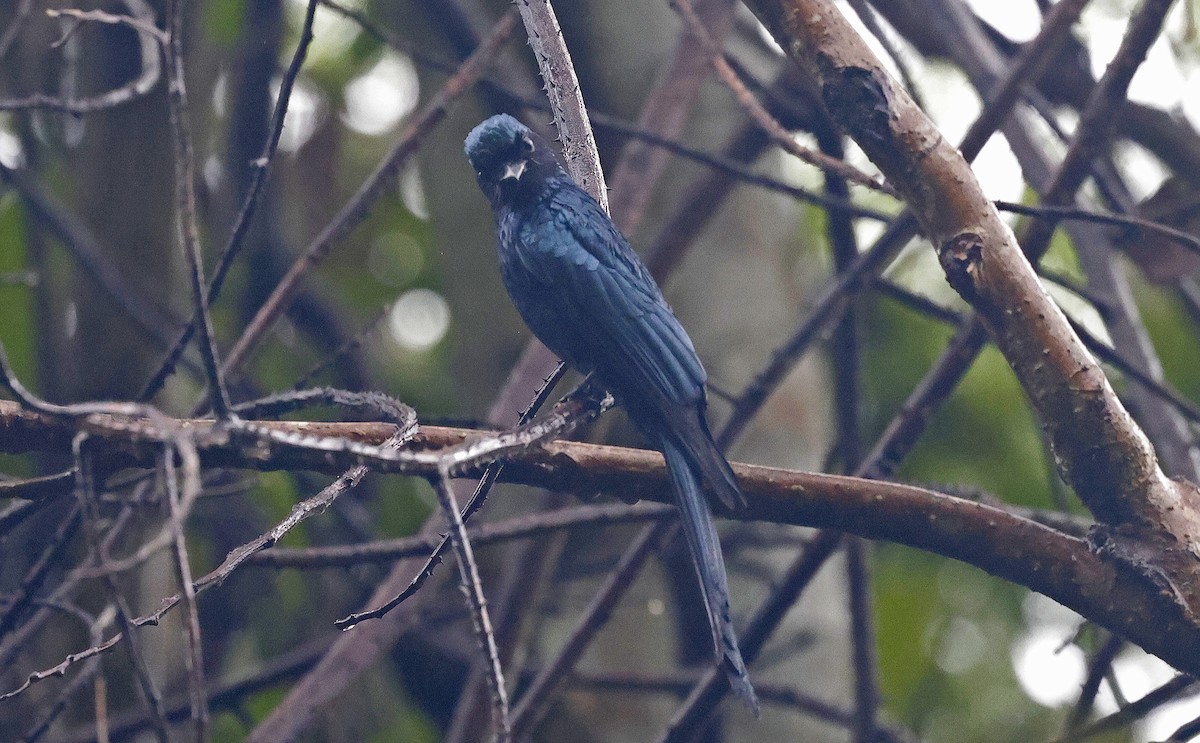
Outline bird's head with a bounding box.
[464,114,560,205]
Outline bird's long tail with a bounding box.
[662,436,759,715]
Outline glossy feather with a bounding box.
[466,114,757,713]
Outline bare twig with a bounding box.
[1055,675,1198,743]
[45,7,167,45]
[220,8,519,377]
[431,471,511,742]
[662,530,844,740]
[718,0,1093,451]
[162,444,208,740]
[165,0,231,417]
[8,404,1200,699]
[0,163,189,355]
[245,502,671,569]
[510,521,671,736]
[578,671,920,742]
[0,0,32,59]
[515,0,609,209]
[0,0,160,113]
[59,638,332,743]
[0,503,82,637]
[844,0,925,110]
[717,213,916,450]
[994,200,1200,258]
[818,116,880,742]
[1064,633,1123,733]
[293,302,392,389]
[74,443,170,743]
[140,0,321,402]
[871,277,1200,429]
[845,537,879,742]
[19,601,109,743]
[608,0,737,232]
[674,0,897,196]
[333,364,568,627]
[0,426,410,705]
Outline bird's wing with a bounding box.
[522,185,707,407]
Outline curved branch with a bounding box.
[741,0,1200,617]
[1,399,1198,681]
[0,0,160,113]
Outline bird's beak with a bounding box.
[501,159,528,181]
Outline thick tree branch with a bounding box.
[2,398,1199,681]
[741,0,1200,619]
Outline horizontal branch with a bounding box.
[1,399,1198,678]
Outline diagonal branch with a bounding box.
[431,469,511,741]
[165,0,231,417]
[741,0,1200,608]
[515,0,608,209]
[220,8,519,377]
[139,0,322,403]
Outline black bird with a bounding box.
[465,114,757,712]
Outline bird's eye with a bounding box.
[517,134,534,155]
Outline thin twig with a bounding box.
[674,0,897,196]
[46,7,167,44]
[59,638,332,743]
[844,0,925,111]
[1168,714,1200,742]
[430,471,511,741]
[139,0,322,402]
[578,671,920,742]
[74,441,171,743]
[717,213,917,450]
[608,0,737,232]
[293,302,392,389]
[246,502,671,569]
[0,0,160,112]
[312,2,893,221]
[869,278,1200,428]
[854,0,1181,509]
[515,0,609,209]
[18,602,109,743]
[995,200,1200,259]
[0,0,32,59]
[0,163,189,355]
[333,364,571,628]
[0,503,82,637]
[662,531,844,741]
[818,115,880,743]
[1064,633,1123,733]
[7,407,1200,701]
[1017,0,1177,265]
[510,521,671,736]
[0,502,138,677]
[219,8,520,377]
[1055,675,1198,743]
[0,428,411,705]
[166,0,232,417]
[716,0,1099,451]
[162,444,208,740]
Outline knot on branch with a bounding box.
[819,66,902,174]
[1088,522,1200,627]
[938,231,985,305]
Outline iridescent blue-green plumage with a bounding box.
[465,114,757,712]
